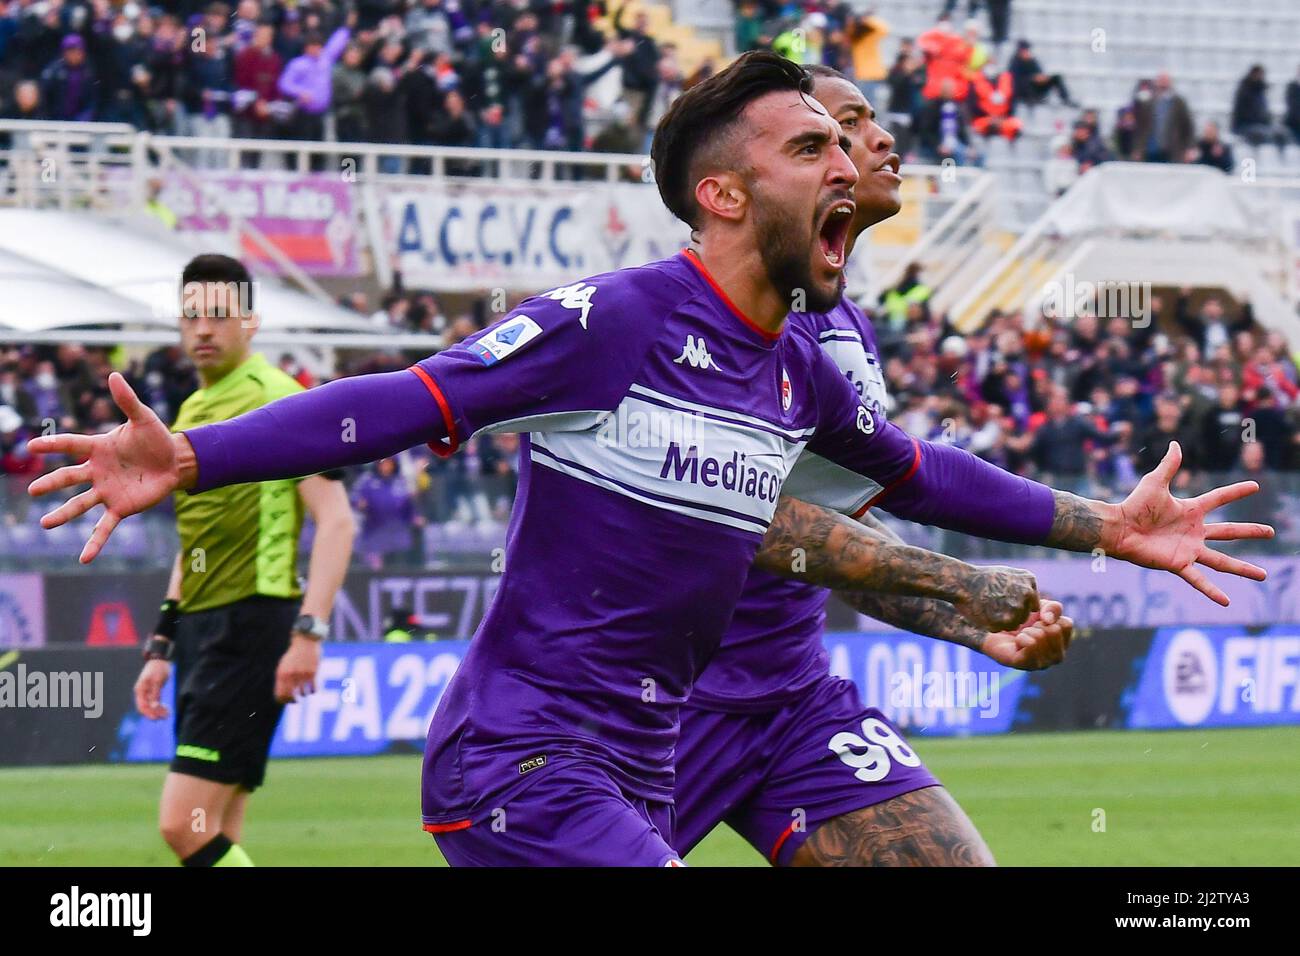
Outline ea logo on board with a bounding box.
[1162,629,1217,725]
[781,368,792,411]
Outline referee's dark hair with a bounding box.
[181,254,254,316]
[650,50,813,230]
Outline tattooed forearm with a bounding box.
[755,497,979,604]
[1045,489,1106,552]
[841,590,988,652]
[791,786,995,867]
[757,497,1040,634]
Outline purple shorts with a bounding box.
[674,675,940,865]
[430,760,683,867]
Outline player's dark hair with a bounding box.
[651,50,812,229]
[181,254,253,313]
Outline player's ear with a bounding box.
[241,311,262,338]
[694,171,748,224]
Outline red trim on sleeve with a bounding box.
[769,821,798,865]
[860,437,922,513]
[680,248,783,342]
[408,364,460,458]
[422,819,472,834]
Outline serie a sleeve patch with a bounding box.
[469,314,545,366]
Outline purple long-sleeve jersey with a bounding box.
[181,252,1054,818]
[691,299,895,711]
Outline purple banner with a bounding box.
[160,172,359,276]
[0,573,46,648]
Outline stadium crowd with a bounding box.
[732,6,1300,179]
[0,0,692,159]
[3,0,1298,178]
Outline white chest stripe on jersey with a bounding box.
[626,383,816,444]
[530,393,808,535]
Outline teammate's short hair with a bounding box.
[805,63,850,84]
[651,50,812,229]
[181,254,254,315]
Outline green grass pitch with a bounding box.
[2,727,1296,866]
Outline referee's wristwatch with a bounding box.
[142,636,174,662]
[293,614,330,642]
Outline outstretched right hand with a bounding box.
[27,372,183,564]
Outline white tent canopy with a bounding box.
[0,247,148,330]
[0,209,373,333]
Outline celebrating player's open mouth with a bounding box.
[816,196,855,270]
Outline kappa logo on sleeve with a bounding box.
[471,315,545,366]
[540,281,597,328]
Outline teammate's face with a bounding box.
[811,76,902,249]
[740,90,858,313]
[178,281,257,380]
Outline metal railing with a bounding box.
[0,120,649,200]
[0,120,999,308]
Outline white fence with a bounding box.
[0,119,1002,357]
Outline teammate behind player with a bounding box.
[133,255,355,866]
[674,67,1074,866]
[31,54,1272,865]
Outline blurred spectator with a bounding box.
[1027,385,1117,486]
[917,14,971,102]
[846,11,889,105]
[968,65,1020,142]
[278,21,352,147]
[234,23,286,143]
[1286,65,1300,145]
[1131,72,1194,163]
[183,26,235,167]
[351,456,422,568]
[1,78,41,122]
[1199,383,1246,472]
[41,35,97,122]
[1008,39,1074,109]
[1192,120,1235,172]
[916,78,970,165]
[734,1,768,54]
[1176,292,1252,355]
[1043,134,1078,196]
[613,4,659,137]
[879,263,932,331]
[1231,64,1287,151]
[1135,393,1196,475]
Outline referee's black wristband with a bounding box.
[154,599,181,640]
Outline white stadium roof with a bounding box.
[0,209,373,334]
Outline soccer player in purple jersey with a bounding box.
[29,52,1272,866]
[674,66,1080,866]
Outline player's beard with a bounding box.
[752,186,843,315]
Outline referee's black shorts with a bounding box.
[170,595,299,791]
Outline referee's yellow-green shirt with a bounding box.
[171,353,307,612]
